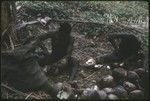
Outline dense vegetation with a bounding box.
[16,1,148,47]
[16,1,148,23]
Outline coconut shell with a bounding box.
[81,88,100,99]
[97,75,115,88]
[97,90,107,100]
[107,94,118,100]
[129,90,144,99]
[103,87,114,94]
[123,81,136,92]
[127,71,140,84]
[113,85,128,99]
[112,68,127,82]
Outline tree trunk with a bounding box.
[1,1,20,50]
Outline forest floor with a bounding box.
[1,30,115,99]
[1,22,148,99]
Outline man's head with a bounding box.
[59,23,72,34]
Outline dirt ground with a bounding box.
[1,23,148,99]
[1,30,115,99]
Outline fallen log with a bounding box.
[15,17,145,36]
[15,17,106,30]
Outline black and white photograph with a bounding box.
[1,1,149,100]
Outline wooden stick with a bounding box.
[7,92,8,99]
[83,71,97,81]
[2,24,11,37]
[25,93,33,99]
[4,41,9,49]
[9,36,14,50]
[12,29,20,44]
[80,70,101,87]
[1,83,39,99]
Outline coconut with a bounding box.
[107,94,118,100]
[81,85,107,100]
[134,68,146,77]
[103,87,114,94]
[81,88,100,99]
[57,84,74,100]
[91,85,99,91]
[123,81,136,92]
[112,68,127,82]
[113,85,128,99]
[102,75,114,87]
[127,71,140,84]
[97,75,115,88]
[97,90,107,100]
[57,90,73,100]
[134,68,147,88]
[129,90,144,99]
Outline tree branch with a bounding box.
[1,83,40,99]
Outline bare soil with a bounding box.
[1,31,115,99]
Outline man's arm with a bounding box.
[36,31,57,41]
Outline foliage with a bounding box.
[16,1,148,22]
[16,1,149,46]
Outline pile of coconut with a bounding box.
[51,58,148,100]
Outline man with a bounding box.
[1,43,57,96]
[36,23,74,66]
[35,23,78,80]
[1,23,77,98]
[88,33,142,66]
[20,22,78,80]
